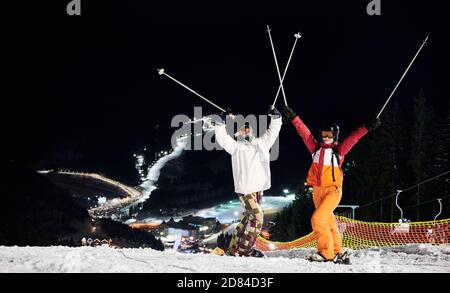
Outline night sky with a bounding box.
[7,1,447,186]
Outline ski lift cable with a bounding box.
[399,171,450,195]
[401,194,450,210]
[272,32,302,107]
[359,170,450,209]
[376,36,429,119]
[358,194,450,222]
[266,25,289,107]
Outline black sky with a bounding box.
[7,0,448,184]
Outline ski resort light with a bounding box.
[234,211,239,222]
[283,189,289,194]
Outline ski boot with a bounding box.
[225,250,237,257]
[247,248,265,258]
[307,252,332,262]
[210,247,225,256]
[333,251,351,265]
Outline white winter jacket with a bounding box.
[214,117,282,194]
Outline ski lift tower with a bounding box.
[336,205,360,219]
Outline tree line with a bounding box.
[271,89,450,241]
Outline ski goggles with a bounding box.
[321,133,334,139]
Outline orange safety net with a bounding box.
[256,216,450,252]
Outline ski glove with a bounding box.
[219,107,233,122]
[268,106,281,118]
[283,106,297,121]
[366,118,381,132]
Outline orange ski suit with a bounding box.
[292,115,368,260]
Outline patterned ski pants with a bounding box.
[228,192,263,256]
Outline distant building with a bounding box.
[182,215,217,227]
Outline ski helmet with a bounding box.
[319,123,340,141]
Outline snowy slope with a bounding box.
[1,244,449,273]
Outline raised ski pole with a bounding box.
[376,36,429,119]
[266,25,289,107]
[272,32,302,107]
[157,68,226,113]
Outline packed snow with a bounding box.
[1,244,449,273]
[139,135,188,199]
[138,116,215,200]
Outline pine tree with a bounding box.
[270,190,314,241]
[344,102,403,221]
[408,89,436,220]
[419,109,450,220]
